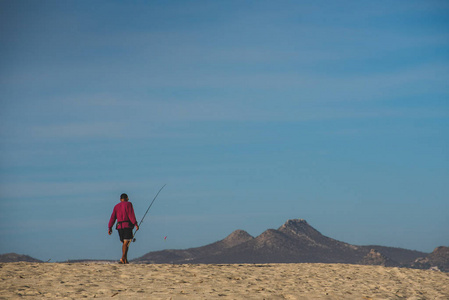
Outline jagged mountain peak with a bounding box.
[253,229,291,250]
[432,246,449,255]
[257,229,286,241]
[221,230,254,248]
[287,218,308,224]
[278,219,322,237]
[280,219,310,228]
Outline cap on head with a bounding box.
[120,193,128,201]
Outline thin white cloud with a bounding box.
[0,217,103,233]
[1,59,446,144]
[31,122,126,139]
[0,180,147,199]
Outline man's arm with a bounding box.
[128,202,139,231]
[108,206,117,235]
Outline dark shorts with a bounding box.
[118,228,134,242]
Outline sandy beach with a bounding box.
[1,262,448,299]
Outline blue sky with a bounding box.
[1,0,448,261]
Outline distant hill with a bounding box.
[428,246,449,271]
[135,229,254,264]
[359,245,427,265]
[409,246,449,272]
[359,249,400,267]
[134,219,445,271]
[191,219,368,264]
[0,253,42,263]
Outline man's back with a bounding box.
[109,201,137,229]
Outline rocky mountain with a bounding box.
[359,249,400,267]
[410,246,449,272]
[0,253,42,263]
[136,229,254,264]
[428,246,449,271]
[359,245,427,265]
[134,219,436,270]
[191,219,366,264]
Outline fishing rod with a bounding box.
[133,184,166,242]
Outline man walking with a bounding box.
[108,193,139,264]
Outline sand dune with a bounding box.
[1,262,448,299]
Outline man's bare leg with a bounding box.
[122,240,131,264]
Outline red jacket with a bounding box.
[108,201,138,230]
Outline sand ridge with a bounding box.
[1,262,448,299]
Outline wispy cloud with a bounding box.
[31,122,126,139]
[3,59,446,142]
[0,180,147,199]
